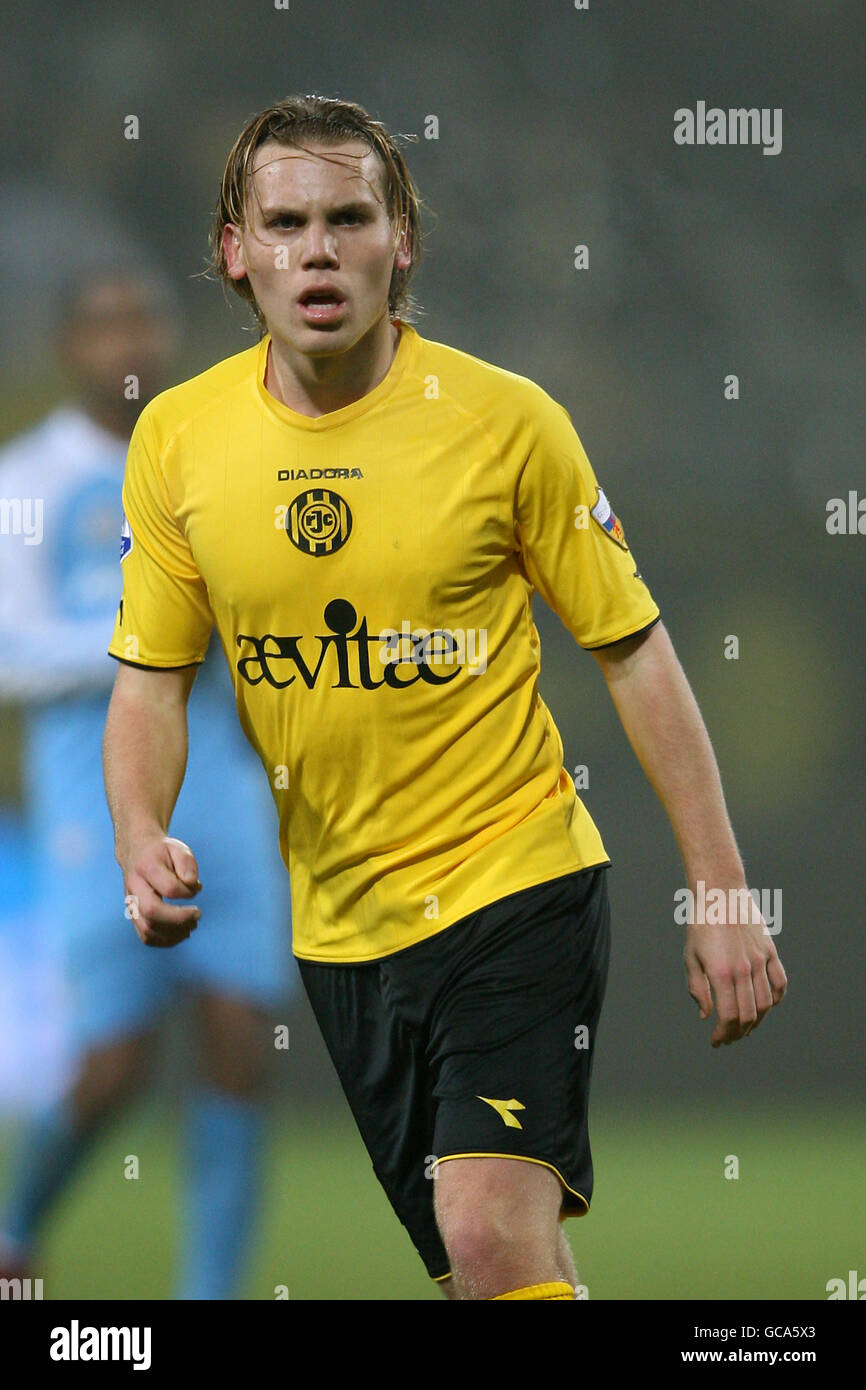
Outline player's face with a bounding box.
[62,278,177,414]
[222,140,411,357]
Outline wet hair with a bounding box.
[209,94,425,327]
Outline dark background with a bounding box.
[1,0,863,1112]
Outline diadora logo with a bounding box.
[277,468,364,482]
[237,599,474,691]
[285,489,352,556]
[478,1096,526,1130]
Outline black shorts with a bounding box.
[298,864,611,1280]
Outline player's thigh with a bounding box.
[72,1027,156,1122]
[433,1154,562,1251]
[426,867,611,1218]
[31,788,178,1050]
[196,988,275,1095]
[49,882,177,1055]
[298,957,450,1281]
[59,920,176,1055]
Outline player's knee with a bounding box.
[75,1041,152,1122]
[204,1036,268,1097]
[439,1207,527,1286]
[199,995,271,1097]
[208,1061,265,1098]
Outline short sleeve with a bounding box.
[514,397,660,649]
[108,408,213,667]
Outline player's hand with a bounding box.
[121,835,202,948]
[684,904,787,1048]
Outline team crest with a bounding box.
[590,487,629,550]
[119,512,133,562]
[286,488,353,556]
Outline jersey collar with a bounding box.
[255,320,418,431]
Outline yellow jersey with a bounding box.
[109,322,660,961]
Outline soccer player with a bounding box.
[0,267,294,1299]
[102,95,787,1301]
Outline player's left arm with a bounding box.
[590,619,788,1048]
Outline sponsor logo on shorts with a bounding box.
[478,1096,525,1129]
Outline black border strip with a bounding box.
[583,613,662,652]
[108,653,204,671]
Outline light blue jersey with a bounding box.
[0,406,294,1051]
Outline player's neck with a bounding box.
[264,318,401,419]
[79,395,140,444]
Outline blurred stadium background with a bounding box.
[0,0,863,1299]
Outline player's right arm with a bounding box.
[104,404,215,948]
[103,660,203,947]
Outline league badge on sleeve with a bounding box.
[119,512,133,563]
[590,487,629,550]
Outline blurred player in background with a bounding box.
[0,266,295,1298]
